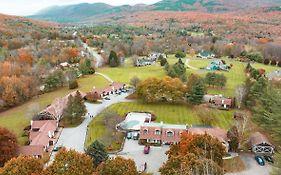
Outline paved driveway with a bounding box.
[55,92,131,153]
[226,153,272,175]
[113,139,169,175]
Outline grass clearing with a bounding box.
[0,74,109,144]
[86,101,234,150]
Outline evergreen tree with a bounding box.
[160,58,167,66]
[108,51,119,67]
[79,59,95,75]
[86,140,109,167]
[187,79,206,104]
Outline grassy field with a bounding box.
[86,101,234,150]
[0,74,109,144]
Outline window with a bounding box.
[167,131,174,137]
[143,129,148,135]
[155,129,161,135]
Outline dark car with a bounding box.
[255,156,265,166]
[53,145,62,152]
[104,97,111,100]
[144,145,150,154]
[264,156,274,163]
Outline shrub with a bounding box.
[264,59,270,65]
[246,52,263,63]
[271,60,277,66]
[69,80,78,89]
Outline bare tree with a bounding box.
[235,84,247,109]
[130,76,141,88]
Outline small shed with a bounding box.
[249,132,274,155]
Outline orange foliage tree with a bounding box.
[0,127,18,167]
[0,156,43,175]
[17,48,33,66]
[43,148,94,175]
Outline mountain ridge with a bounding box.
[29,0,281,23]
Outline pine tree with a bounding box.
[108,51,119,67]
[86,140,109,167]
[187,79,206,104]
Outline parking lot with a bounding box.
[226,153,272,175]
[113,139,169,175]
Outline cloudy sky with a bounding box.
[0,0,159,16]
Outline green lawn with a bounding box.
[0,74,109,144]
[86,101,234,149]
[251,62,280,73]
[188,58,247,96]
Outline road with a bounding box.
[82,43,103,68]
[55,92,131,153]
[226,153,272,175]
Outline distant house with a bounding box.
[29,120,58,151]
[197,50,215,59]
[17,145,44,159]
[92,82,126,97]
[206,60,230,71]
[188,127,229,152]
[212,96,233,109]
[139,122,187,145]
[249,132,274,155]
[266,69,281,81]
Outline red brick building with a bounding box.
[139,122,187,144]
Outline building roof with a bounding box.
[17,145,44,156]
[249,132,272,146]
[141,122,187,130]
[40,90,86,120]
[92,82,125,95]
[29,120,58,146]
[199,50,215,57]
[213,96,232,106]
[188,127,228,143]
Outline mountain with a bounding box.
[152,0,281,12]
[29,0,281,23]
[30,3,150,23]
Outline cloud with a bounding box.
[0,0,159,16]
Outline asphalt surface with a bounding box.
[113,139,169,175]
[54,92,131,153]
[226,153,272,175]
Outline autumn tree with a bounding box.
[227,126,240,152]
[160,153,223,175]
[86,140,108,167]
[0,156,43,175]
[130,76,141,88]
[137,77,186,103]
[0,127,18,167]
[44,148,94,175]
[17,48,33,66]
[64,47,80,63]
[95,157,138,175]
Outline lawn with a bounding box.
[86,101,234,150]
[0,74,109,144]
[188,58,247,96]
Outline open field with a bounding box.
[0,74,109,144]
[86,101,234,150]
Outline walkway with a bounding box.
[95,72,114,83]
[185,58,199,70]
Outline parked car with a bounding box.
[133,132,139,140]
[127,132,133,139]
[264,156,274,163]
[53,145,63,152]
[255,156,265,166]
[104,97,111,100]
[144,145,150,154]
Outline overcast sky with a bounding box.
[0,0,159,16]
